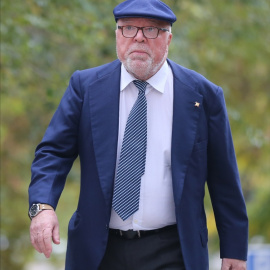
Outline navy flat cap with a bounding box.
[113,0,177,25]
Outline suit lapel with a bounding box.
[169,60,203,207]
[88,61,121,209]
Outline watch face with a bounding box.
[29,204,39,217]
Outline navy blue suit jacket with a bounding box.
[29,59,248,270]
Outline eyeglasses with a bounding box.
[118,25,169,39]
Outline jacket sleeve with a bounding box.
[29,70,83,210]
[207,87,248,260]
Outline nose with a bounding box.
[134,29,146,42]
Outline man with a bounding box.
[29,0,248,269]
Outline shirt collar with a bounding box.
[120,60,169,94]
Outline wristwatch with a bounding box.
[28,203,54,220]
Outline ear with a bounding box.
[167,33,173,46]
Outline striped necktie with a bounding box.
[112,80,148,221]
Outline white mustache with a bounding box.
[127,45,151,55]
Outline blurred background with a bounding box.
[1,0,270,269]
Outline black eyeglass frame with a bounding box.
[117,25,169,39]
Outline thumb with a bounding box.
[52,223,60,245]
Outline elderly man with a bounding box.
[29,0,248,269]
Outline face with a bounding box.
[116,18,173,80]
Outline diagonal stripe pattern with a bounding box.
[112,80,148,221]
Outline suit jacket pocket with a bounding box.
[200,227,208,247]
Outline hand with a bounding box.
[221,258,246,270]
[30,210,60,258]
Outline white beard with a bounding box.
[117,45,168,81]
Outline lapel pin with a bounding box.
[194,102,200,108]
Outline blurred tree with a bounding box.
[1,0,269,269]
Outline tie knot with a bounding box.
[133,80,148,94]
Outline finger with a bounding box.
[33,235,42,253]
[52,223,60,245]
[37,231,46,255]
[30,225,42,253]
[30,233,41,253]
[43,228,53,258]
[221,261,229,270]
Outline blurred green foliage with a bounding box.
[1,0,270,269]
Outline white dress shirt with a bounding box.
[109,60,176,230]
